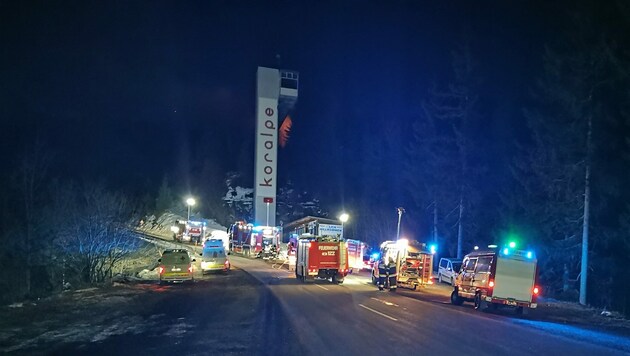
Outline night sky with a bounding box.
[0,1,605,213]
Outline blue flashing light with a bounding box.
[508,241,516,248]
[371,252,380,260]
[526,251,533,259]
[252,226,264,232]
[429,244,437,254]
[503,248,510,255]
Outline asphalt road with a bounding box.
[232,255,630,356]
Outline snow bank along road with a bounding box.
[232,255,630,356]
[0,268,303,355]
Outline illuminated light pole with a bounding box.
[396,207,405,241]
[339,213,349,239]
[186,197,196,221]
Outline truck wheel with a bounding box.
[516,307,528,315]
[451,290,464,306]
[332,274,343,284]
[474,293,484,310]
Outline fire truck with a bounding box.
[346,239,367,272]
[295,234,349,284]
[172,220,205,244]
[186,220,205,244]
[372,239,434,291]
[228,222,280,259]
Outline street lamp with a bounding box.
[186,197,196,221]
[339,213,349,239]
[396,207,405,241]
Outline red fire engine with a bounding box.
[346,239,367,272]
[295,234,349,284]
[228,222,280,259]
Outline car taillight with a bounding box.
[533,286,539,295]
[489,280,495,288]
[224,260,230,267]
[188,265,193,273]
[158,266,164,274]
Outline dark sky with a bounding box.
[0,1,568,206]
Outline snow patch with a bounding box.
[138,268,159,279]
[91,316,146,342]
[163,318,194,337]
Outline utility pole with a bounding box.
[433,202,438,243]
[457,195,464,259]
[579,113,592,306]
[396,207,405,241]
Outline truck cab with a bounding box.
[295,234,349,284]
[451,248,540,314]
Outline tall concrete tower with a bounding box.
[254,67,298,226]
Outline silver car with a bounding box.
[438,258,462,285]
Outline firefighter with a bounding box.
[378,256,387,290]
[378,256,398,290]
[387,256,398,291]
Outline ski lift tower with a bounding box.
[254,67,298,227]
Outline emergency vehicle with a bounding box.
[450,246,540,314]
[185,220,205,244]
[346,239,367,272]
[171,220,187,242]
[205,230,229,253]
[295,234,349,284]
[372,239,434,290]
[200,239,230,273]
[228,222,280,259]
[228,221,252,252]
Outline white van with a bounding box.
[451,248,540,314]
[438,258,462,285]
[200,239,230,274]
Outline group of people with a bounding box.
[378,256,398,291]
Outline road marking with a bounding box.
[315,284,329,291]
[370,297,399,307]
[358,304,398,321]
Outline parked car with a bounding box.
[158,249,195,283]
[438,257,462,285]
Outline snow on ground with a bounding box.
[90,315,147,342]
[138,268,159,279]
[513,318,630,352]
[163,317,195,338]
[155,212,226,232]
[0,284,156,353]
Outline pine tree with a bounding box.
[155,176,174,215]
[514,20,623,304]
[406,44,482,258]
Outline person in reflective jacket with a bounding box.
[378,257,398,290]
